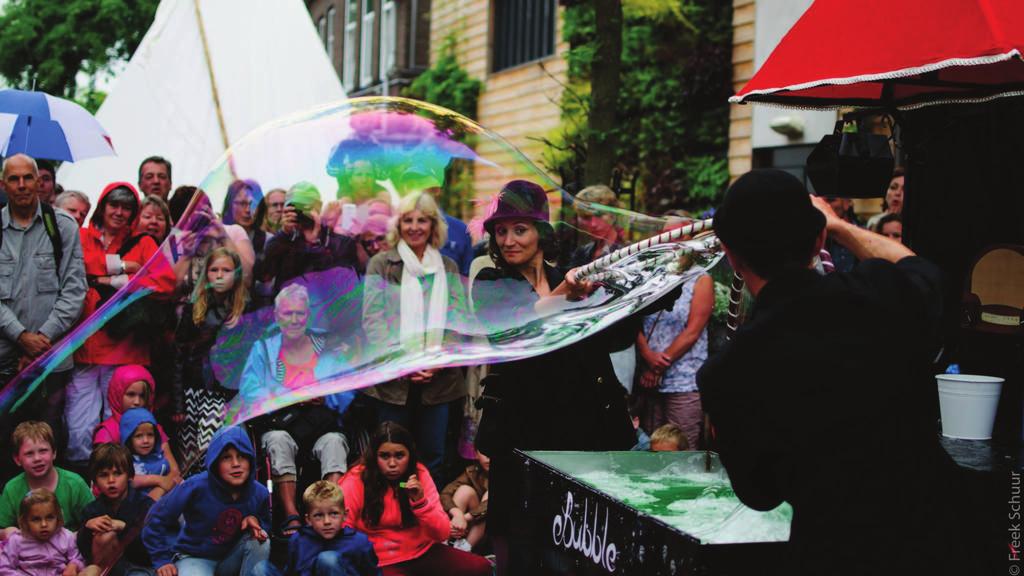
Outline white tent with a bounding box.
[58,0,346,213]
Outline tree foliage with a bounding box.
[542,0,733,214]
[403,33,483,219]
[0,0,158,100]
[405,34,483,121]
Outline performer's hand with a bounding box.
[552,268,595,301]
[809,195,843,233]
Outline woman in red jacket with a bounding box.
[340,422,491,576]
[66,182,174,470]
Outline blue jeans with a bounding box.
[253,551,352,576]
[174,535,270,576]
[375,399,449,484]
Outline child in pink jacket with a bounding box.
[339,422,490,576]
[92,365,180,494]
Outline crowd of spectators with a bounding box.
[0,151,904,575]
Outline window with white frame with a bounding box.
[379,0,396,83]
[326,6,337,66]
[343,0,357,91]
[360,0,375,88]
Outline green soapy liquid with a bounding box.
[573,467,792,544]
[592,472,734,514]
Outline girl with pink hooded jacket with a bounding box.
[92,365,180,494]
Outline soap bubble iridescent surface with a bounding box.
[0,97,722,429]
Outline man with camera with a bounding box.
[261,182,358,294]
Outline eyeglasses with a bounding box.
[232,200,253,208]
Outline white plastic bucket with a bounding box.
[935,374,1004,440]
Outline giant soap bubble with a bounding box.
[0,97,723,451]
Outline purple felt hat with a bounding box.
[483,180,551,234]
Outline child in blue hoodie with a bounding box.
[120,408,173,499]
[142,425,270,576]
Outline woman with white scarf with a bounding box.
[361,193,468,484]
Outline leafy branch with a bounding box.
[546,0,733,213]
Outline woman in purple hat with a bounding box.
[471,180,637,575]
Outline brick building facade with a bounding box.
[306,0,431,96]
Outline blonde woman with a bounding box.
[172,246,249,460]
[362,192,468,483]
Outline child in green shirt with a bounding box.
[0,421,93,536]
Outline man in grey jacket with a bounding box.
[0,154,86,463]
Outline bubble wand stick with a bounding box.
[574,218,738,473]
[574,219,716,281]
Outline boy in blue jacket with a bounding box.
[142,425,270,576]
[78,443,154,576]
[256,480,379,576]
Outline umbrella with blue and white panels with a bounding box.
[0,88,115,162]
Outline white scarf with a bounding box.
[397,240,448,351]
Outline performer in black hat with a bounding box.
[698,169,977,575]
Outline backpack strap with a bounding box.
[40,204,63,273]
[0,205,63,272]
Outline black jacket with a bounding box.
[173,300,241,412]
[697,257,975,575]
[77,486,153,573]
[472,264,638,532]
[262,229,358,293]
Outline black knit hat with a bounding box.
[713,169,825,278]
